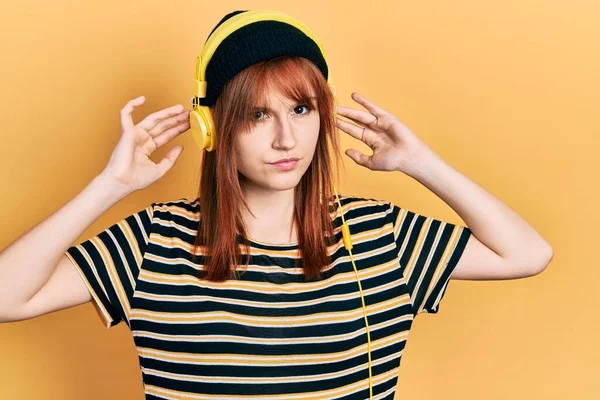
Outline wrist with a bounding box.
[406,148,445,181]
[93,172,134,201]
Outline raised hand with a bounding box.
[100,96,190,194]
[335,92,436,178]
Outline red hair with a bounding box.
[191,56,344,282]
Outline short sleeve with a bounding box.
[65,203,155,329]
[387,202,472,316]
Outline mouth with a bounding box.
[269,158,300,171]
[269,157,300,164]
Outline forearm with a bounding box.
[410,151,553,264]
[0,174,131,310]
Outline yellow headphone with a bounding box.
[189,10,373,398]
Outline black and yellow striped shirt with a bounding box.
[66,194,471,399]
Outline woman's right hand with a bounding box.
[100,96,191,194]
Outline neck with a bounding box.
[238,181,297,243]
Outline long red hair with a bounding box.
[191,56,344,282]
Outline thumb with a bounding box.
[345,149,371,169]
[156,146,184,178]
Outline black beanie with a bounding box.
[198,10,329,107]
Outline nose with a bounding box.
[272,116,297,150]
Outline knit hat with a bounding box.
[199,10,329,107]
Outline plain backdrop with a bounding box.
[0,0,597,399]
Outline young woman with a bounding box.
[0,9,553,400]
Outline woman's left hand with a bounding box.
[336,92,436,178]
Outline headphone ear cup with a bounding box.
[190,106,216,152]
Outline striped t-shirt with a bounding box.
[66,194,472,399]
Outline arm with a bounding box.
[335,91,552,281]
[412,150,554,279]
[0,96,190,323]
[0,174,129,322]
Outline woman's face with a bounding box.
[234,85,320,192]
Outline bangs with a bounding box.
[233,57,325,133]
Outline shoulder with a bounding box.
[149,197,201,225]
[330,193,392,214]
[330,193,393,229]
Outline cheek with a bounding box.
[234,135,261,172]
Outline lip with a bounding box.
[270,157,299,164]
[269,158,299,171]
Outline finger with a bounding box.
[350,92,388,118]
[137,104,185,132]
[147,110,190,138]
[120,96,145,132]
[336,117,365,142]
[336,104,377,127]
[156,145,184,178]
[152,119,191,149]
[345,148,372,169]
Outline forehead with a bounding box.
[254,85,317,108]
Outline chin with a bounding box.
[268,178,302,191]
[260,173,303,190]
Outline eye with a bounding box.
[293,104,312,115]
[254,110,267,121]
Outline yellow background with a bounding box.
[1,0,597,398]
